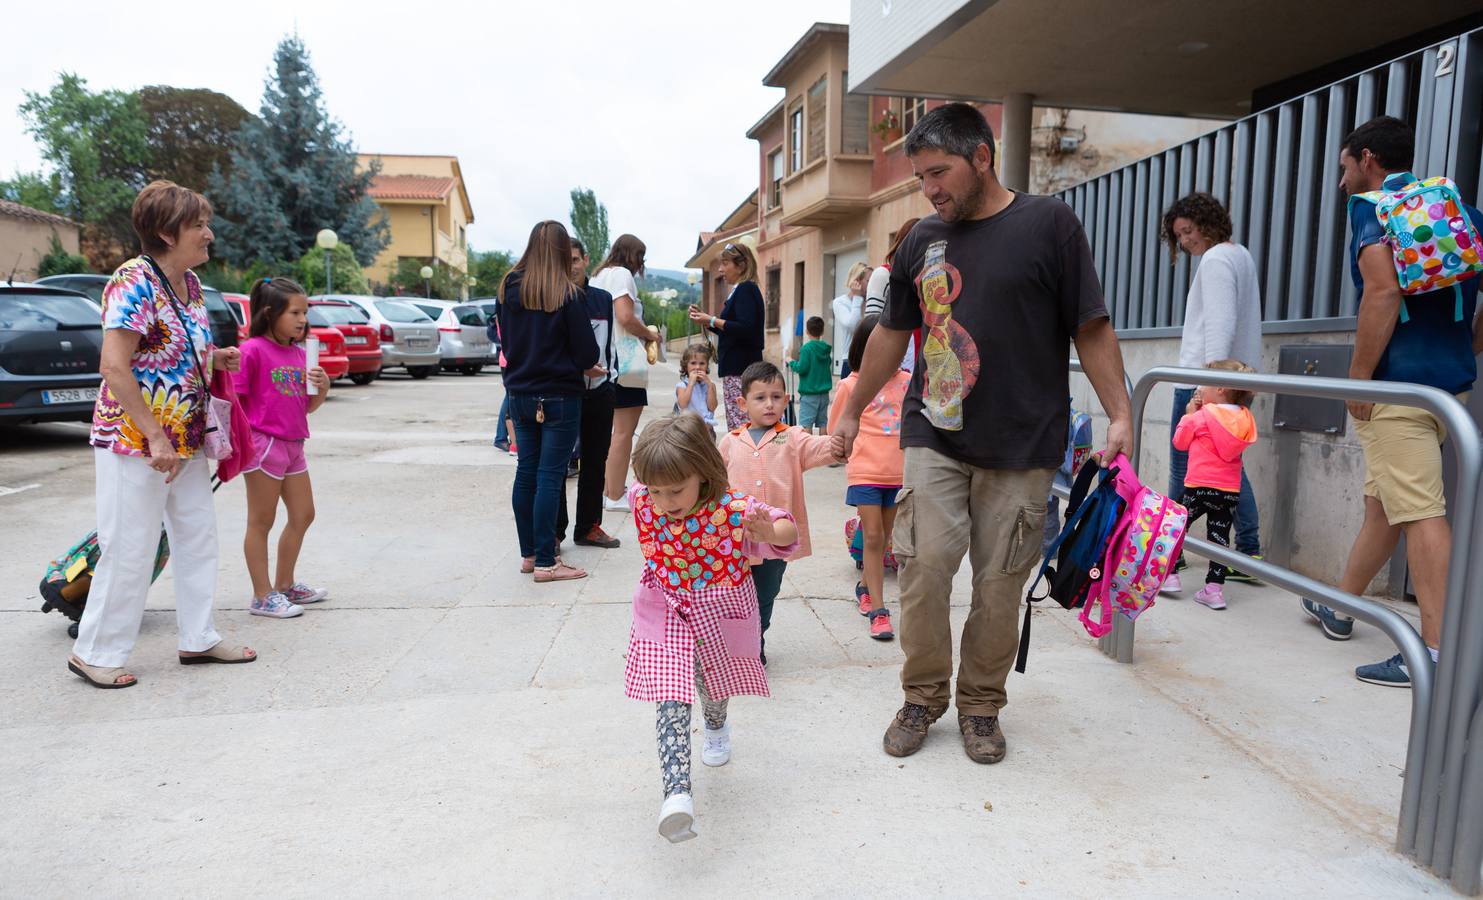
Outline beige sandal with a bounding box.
[68,656,137,689]
[520,556,535,574]
[179,642,258,665]
[534,560,587,583]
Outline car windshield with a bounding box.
[313,304,370,325]
[376,300,433,323]
[307,307,331,328]
[413,304,445,321]
[0,293,101,331]
[201,286,231,316]
[455,306,486,327]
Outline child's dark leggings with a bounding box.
[1183,486,1238,584]
[751,559,787,661]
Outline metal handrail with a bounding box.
[1119,365,1480,881]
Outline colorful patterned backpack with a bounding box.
[1079,455,1188,639]
[1350,175,1483,322]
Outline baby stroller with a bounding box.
[40,475,221,639]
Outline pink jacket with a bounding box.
[719,422,836,561]
[1173,404,1257,493]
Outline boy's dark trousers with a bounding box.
[557,383,616,543]
[751,558,788,663]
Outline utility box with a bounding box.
[1272,344,1354,435]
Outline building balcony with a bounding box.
[779,155,873,228]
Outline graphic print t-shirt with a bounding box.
[881,193,1108,469]
[232,336,310,440]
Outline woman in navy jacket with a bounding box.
[689,241,764,430]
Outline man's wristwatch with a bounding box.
[710,316,718,329]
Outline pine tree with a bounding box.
[569,187,609,273]
[210,35,388,268]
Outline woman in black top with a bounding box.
[498,220,600,583]
[689,241,764,431]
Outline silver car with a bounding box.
[315,294,441,379]
[472,298,501,367]
[411,300,492,375]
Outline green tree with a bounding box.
[467,248,514,297]
[19,73,151,265]
[569,187,609,273]
[37,232,90,277]
[138,86,252,191]
[209,34,389,269]
[0,170,66,215]
[294,241,369,295]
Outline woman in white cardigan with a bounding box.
[1160,192,1264,592]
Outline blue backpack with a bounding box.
[1016,458,1127,673]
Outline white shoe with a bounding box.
[604,492,631,512]
[658,792,697,843]
[701,723,731,767]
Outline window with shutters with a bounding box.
[788,103,803,173]
[768,149,783,208]
[842,78,869,155]
[806,76,827,164]
[765,266,781,330]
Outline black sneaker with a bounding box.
[1301,597,1354,640]
[1226,553,1264,584]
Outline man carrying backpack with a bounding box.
[1302,116,1483,687]
[832,103,1133,764]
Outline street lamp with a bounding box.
[420,264,434,299]
[316,228,338,294]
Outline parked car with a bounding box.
[313,295,440,379]
[36,273,239,348]
[0,284,103,424]
[308,299,382,385]
[222,292,251,343]
[304,306,351,381]
[471,297,501,368]
[410,299,492,375]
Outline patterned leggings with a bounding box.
[656,656,729,798]
[722,375,746,431]
[1183,486,1238,585]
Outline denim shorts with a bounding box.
[846,484,902,508]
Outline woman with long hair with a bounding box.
[688,241,764,431]
[498,220,600,582]
[593,234,658,510]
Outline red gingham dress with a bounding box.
[623,485,797,704]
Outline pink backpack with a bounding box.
[1077,454,1188,638]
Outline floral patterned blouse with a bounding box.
[89,258,214,458]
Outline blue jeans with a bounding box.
[1169,387,1260,555]
[510,393,581,567]
[798,392,830,429]
[494,394,511,446]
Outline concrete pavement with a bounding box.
[0,366,1447,897]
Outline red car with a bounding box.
[223,293,350,381]
[309,299,383,385]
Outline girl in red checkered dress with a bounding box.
[625,413,799,843]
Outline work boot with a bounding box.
[958,713,1007,764]
[883,702,945,757]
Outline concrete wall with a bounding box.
[1069,329,1389,593]
[0,218,80,281]
[1031,108,1227,195]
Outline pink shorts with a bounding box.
[244,430,308,480]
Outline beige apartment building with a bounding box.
[357,154,474,288]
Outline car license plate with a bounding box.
[42,387,99,405]
[345,336,368,345]
[406,337,429,347]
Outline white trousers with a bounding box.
[73,449,221,667]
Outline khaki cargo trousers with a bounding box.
[892,446,1054,717]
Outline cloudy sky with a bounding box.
[1,0,851,271]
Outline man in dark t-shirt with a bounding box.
[557,240,621,549]
[832,103,1133,765]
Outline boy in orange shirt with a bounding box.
[719,361,840,664]
[829,316,911,640]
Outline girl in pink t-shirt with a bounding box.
[828,315,910,642]
[231,277,331,619]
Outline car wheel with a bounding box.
[410,366,437,380]
[350,372,376,385]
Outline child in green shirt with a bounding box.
[789,316,833,434]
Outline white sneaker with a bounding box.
[250,591,303,619]
[701,723,731,766]
[658,792,697,843]
[604,492,630,512]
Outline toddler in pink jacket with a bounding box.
[1171,359,1258,610]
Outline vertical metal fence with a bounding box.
[1057,27,1483,332]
